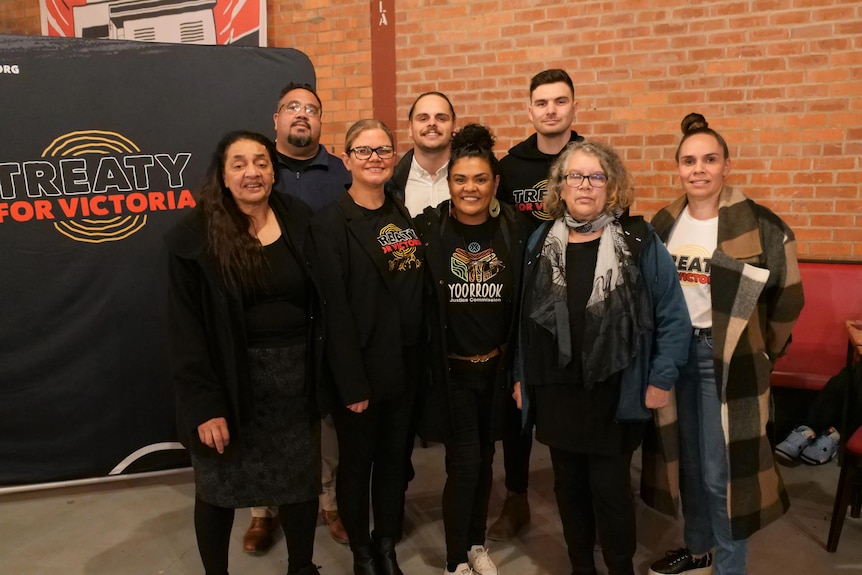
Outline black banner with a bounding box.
[0,34,314,485]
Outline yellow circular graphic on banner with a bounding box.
[42,130,148,243]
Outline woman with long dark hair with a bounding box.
[166,130,321,575]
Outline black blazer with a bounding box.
[165,192,322,460]
[413,200,530,442]
[309,187,423,414]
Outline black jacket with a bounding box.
[497,130,584,225]
[165,193,323,460]
[413,201,530,442]
[390,149,415,204]
[309,188,422,414]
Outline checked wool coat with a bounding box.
[642,185,804,540]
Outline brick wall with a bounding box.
[3,0,860,258]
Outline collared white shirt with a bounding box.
[404,157,450,217]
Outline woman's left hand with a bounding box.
[644,384,670,409]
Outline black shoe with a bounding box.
[352,544,380,575]
[648,548,713,575]
[374,535,404,575]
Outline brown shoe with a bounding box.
[322,509,349,544]
[486,491,530,541]
[242,516,278,553]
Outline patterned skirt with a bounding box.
[192,340,321,508]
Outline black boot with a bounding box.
[290,565,321,575]
[352,544,380,575]
[374,536,404,575]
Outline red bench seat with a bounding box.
[771,261,862,391]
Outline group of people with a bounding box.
[166,69,805,575]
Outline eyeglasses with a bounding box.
[564,173,608,188]
[348,146,395,160]
[278,100,321,118]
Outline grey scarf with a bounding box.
[528,214,647,387]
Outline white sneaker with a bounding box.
[445,563,473,575]
[467,545,499,575]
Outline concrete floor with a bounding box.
[1,440,860,575]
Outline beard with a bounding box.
[287,132,313,148]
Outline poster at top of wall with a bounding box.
[40,0,266,47]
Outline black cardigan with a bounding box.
[309,187,422,414]
[413,200,530,442]
[165,192,322,460]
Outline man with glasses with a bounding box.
[391,91,457,216]
[242,82,352,554]
[489,69,585,542]
[271,82,351,211]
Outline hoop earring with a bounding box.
[489,197,501,218]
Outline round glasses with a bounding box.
[348,146,395,160]
[564,173,608,188]
[279,100,321,118]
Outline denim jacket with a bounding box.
[518,217,690,425]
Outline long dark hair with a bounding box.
[198,130,279,291]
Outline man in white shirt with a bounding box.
[391,91,457,216]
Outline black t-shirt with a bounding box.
[443,218,512,356]
[534,238,641,455]
[359,197,424,345]
[243,234,310,347]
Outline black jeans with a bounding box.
[549,447,636,575]
[193,496,317,575]
[442,359,497,565]
[500,391,532,493]
[332,355,419,548]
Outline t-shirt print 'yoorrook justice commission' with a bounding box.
[444,218,512,357]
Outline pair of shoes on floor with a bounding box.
[486,491,529,541]
[322,509,349,544]
[445,545,499,575]
[776,425,840,465]
[242,516,280,553]
[648,548,713,575]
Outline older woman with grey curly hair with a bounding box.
[514,140,690,575]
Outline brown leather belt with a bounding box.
[447,347,501,363]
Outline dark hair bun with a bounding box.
[451,123,495,152]
[681,113,708,134]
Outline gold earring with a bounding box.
[489,197,501,218]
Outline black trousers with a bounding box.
[193,496,317,575]
[442,360,497,565]
[332,353,419,548]
[549,447,636,575]
[500,393,532,492]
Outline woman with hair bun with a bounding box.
[415,124,531,575]
[645,113,804,575]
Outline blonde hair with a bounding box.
[344,119,394,151]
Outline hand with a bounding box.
[512,381,522,410]
[644,385,670,409]
[197,417,230,454]
[347,400,369,413]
